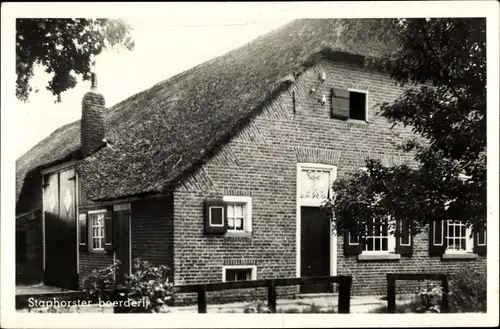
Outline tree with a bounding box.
[16,18,135,102]
[323,18,486,236]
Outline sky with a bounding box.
[15,8,293,158]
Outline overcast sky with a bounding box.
[15,6,293,158]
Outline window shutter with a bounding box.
[79,213,88,252]
[473,224,486,255]
[395,219,413,255]
[204,200,227,234]
[429,219,447,256]
[344,225,362,255]
[330,88,350,120]
[104,210,114,255]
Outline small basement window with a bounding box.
[222,266,257,282]
[349,91,367,121]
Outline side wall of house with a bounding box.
[78,196,174,285]
[172,59,486,299]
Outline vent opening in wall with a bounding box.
[349,91,367,121]
[223,266,256,282]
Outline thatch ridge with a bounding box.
[16,19,389,205]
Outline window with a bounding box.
[16,231,26,262]
[349,91,367,121]
[361,218,395,253]
[209,206,224,227]
[222,196,252,234]
[222,266,257,282]
[89,211,105,250]
[445,220,472,253]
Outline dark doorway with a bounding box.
[43,169,78,290]
[300,206,331,294]
[114,209,131,284]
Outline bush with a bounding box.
[82,261,119,303]
[448,264,487,313]
[415,280,443,313]
[82,258,174,313]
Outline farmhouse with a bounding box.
[16,19,486,300]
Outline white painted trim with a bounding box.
[87,209,108,214]
[222,265,257,282]
[113,203,131,212]
[347,88,369,122]
[75,172,79,274]
[208,206,225,227]
[433,221,445,246]
[223,196,252,233]
[129,207,132,275]
[42,174,46,272]
[40,160,77,175]
[296,163,337,278]
[477,230,487,246]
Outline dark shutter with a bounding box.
[104,210,114,255]
[330,88,350,120]
[473,224,486,255]
[395,219,413,255]
[344,225,362,255]
[204,200,227,234]
[79,213,88,252]
[429,219,447,256]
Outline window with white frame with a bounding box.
[445,220,472,253]
[358,167,395,253]
[223,196,252,233]
[361,217,395,253]
[222,266,257,282]
[90,212,105,250]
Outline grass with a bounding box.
[369,299,421,313]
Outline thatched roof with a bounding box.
[16,19,386,203]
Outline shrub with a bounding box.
[415,280,443,313]
[448,264,487,313]
[82,258,174,313]
[82,260,120,303]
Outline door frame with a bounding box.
[296,163,337,278]
[41,162,79,288]
[113,203,132,276]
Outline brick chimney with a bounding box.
[81,73,105,157]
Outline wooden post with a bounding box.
[441,275,450,313]
[197,285,207,313]
[337,276,352,314]
[387,275,396,313]
[113,287,130,313]
[267,280,277,313]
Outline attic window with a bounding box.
[349,91,367,121]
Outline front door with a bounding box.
[43,168,78,290]
[114,208,131,285]
[300,206,331,293]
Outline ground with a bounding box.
[16,283,414,313]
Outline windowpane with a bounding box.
[226,202,247,232]
[234,204,243,217]
[225,268,252,282]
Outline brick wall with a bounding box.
[131,196,174,277]
[78,196,174,286]
[172,58,486,300]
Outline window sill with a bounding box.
[224,232,252,240]
[89,249,107,254]
[347,119,369,128]
[442,253,478,260]
[358,253,401,261]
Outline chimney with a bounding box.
[81,73,106,157]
